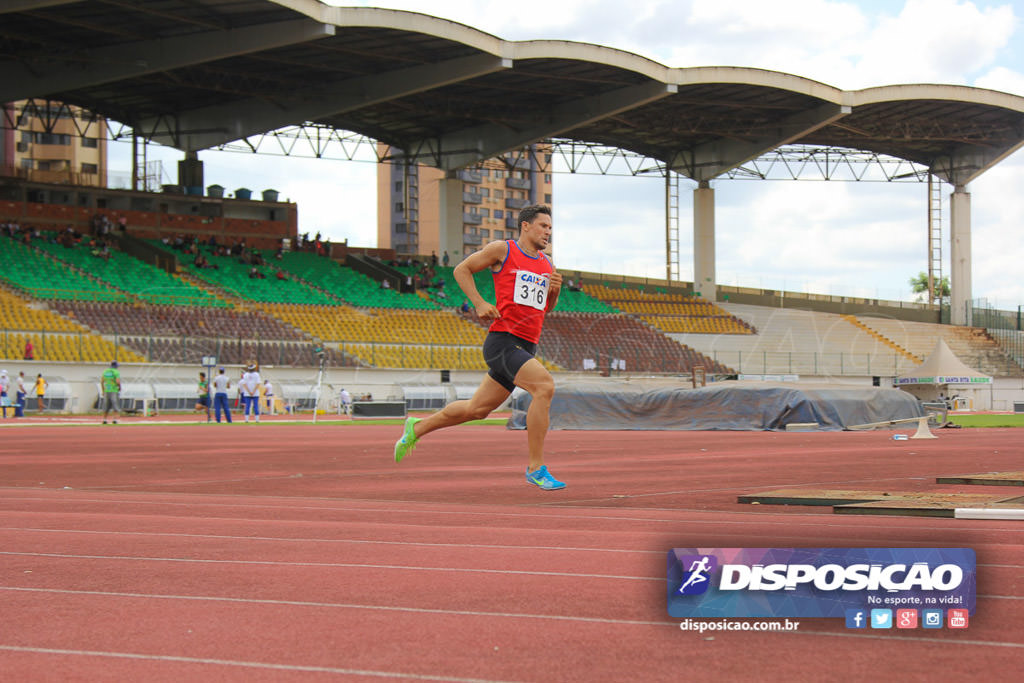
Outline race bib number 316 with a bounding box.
[513,270,549,311]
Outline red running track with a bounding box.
[0,422,1022,681]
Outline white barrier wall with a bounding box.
[1,359,1021,413]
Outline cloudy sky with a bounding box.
[110,0,1024,309]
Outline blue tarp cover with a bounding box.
[508,380,923,431]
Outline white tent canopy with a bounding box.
[895,338,993,386]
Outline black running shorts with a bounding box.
[483,331,537,392]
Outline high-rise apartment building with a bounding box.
[2,100,107,187]
[377,143,553,262]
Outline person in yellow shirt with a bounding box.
[34,374,47,412]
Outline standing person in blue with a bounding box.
[212,367,232,423]
[101,361,121,424]
[393,204,566,490]
[0,370,10,419]
[240,363,261,423]
[14,371,28,418]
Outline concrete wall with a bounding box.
[5,358,1021,414]
[2,360,490,414]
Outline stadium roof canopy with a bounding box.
[3,0,1024,185]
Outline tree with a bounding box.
[909,272,950,303]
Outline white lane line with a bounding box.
[0,551,660,581]
[0,586,670,626]
[0,527,656,555]
[0,645,524,682]
[783,630,1024,648]
[4,494,1023,534]
[2,590,1022,649]
[0,528,1021,569]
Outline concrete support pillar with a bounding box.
[437,175,465,260]
[950,185,972,326]
[693,181,716,301]
[177,151,203,194]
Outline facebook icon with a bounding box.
[845,609,867,629]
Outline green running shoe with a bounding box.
[394,416,421,463]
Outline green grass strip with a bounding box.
[947,414,1024,428]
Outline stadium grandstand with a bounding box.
[3,190,1021,390]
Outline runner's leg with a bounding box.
[413,374,510,439]
[512,358,555,472]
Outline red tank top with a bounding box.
[489,240,553,344]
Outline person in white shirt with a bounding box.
[240,364,262,422]
[263,378,275,415]
[14,371,28,418]
[212,368,232,423]
[339,387,352,415]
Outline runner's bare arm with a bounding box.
[453,240,507,320]
[545,269,562,312]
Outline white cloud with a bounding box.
[974,66,1024,95]
[849,0,1016,88]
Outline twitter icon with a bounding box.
[870,609,893,629]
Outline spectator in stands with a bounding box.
[275,268,288,281]
[195,372,210,413]
[101,361,121,425]
[431,251,438,267]
[23,339,34,361]
[212,367,232,423]
[443,250,450,267]
[0,370,10,419]
[14,371,27,418]
[34,373,47,411]
[380,279,390,289]
[460,299,470,314]
[249,267,265,279]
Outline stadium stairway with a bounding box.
[840,315,921,363]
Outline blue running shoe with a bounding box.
[525,465,566,490]
[394,416,420,463]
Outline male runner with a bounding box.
[394,205,565,490]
